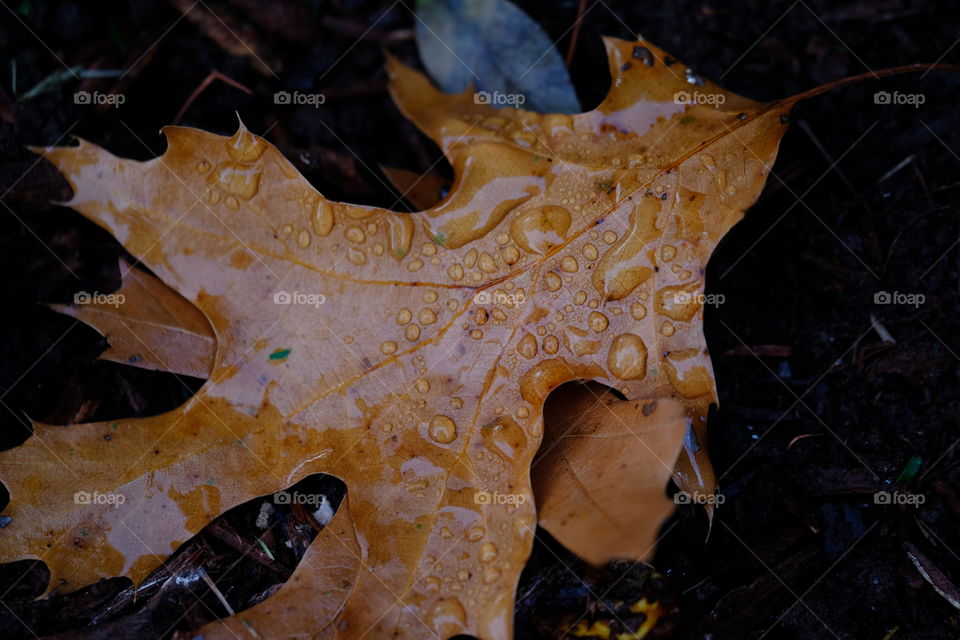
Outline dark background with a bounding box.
[1,0,959,638]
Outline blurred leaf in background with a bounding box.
[414,0,581,113]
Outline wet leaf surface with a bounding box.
[0,37,791,639]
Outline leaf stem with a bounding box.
[778,63,960,108]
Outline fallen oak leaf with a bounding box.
[51,257,216,379]
[533,382,686,565]
[381,165,452,211]
[3,36,811,639]
[196,494,364,639]
[905,541,960,611]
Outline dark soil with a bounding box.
[1,1,959,638]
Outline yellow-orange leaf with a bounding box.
[381,165,451,210]
[52,257,215,378]
[535,383,686,565]
[0,37,791,639]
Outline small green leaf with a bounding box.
[269,348,291,361]
[896,456,922,483]
[258,538,275,560]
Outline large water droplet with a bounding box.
[517,333,538,359]
[217,162,262,200]
[385,213,414,259]
[465,526,485,542]
[544,272,563,292]
[478,252,497,273]
[607,333,648,380]
[588,311,609,333]
[482,416,528,462]
[510,205,571,254]
[227,124,267,162]
[380,341,397,355]
[348,248,367,266]
[430,597,467,638]
[663,349,713,398]
[311,199,334,237]
[429,415,457,444]
[479,541,498,563]
[543,335,559,354]
[345,225,365,244]
[656,285,701,322]
[474,308,489,326]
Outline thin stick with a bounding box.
[565,0,588,67]
[199,567,236,616]
[173,70,252,125]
